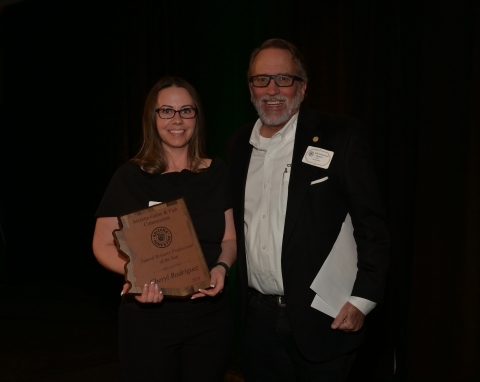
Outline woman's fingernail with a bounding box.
[144,284,148,288]
[120,291,124,296]
[210,284,215,288]
[150,281,155,284]
[155,284,159,290]
[159,290,163,294]
[191,296,195,299]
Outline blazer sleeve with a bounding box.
[343,125,390,303]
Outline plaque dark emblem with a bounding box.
[151,227,172,248]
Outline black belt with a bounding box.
[249,287,286,307]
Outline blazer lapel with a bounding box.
[282,108,324,251]
[236,130,254,201]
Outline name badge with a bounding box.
[302,146,334,169]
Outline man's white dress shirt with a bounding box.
[244,113,376,315]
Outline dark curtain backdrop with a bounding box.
[1,1,478,381]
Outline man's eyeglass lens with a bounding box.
[250,75,302,88]
[155,108,197,119]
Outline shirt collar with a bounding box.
[249,112,299,151]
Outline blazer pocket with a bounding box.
[310,176,328,185]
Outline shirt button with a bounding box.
[262,245,266,250]
[267,274,272,279]
[262,215,266,219]
[264,184,269,188]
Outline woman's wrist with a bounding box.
[214,262,230,276]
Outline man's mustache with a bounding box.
[260,96,287,102]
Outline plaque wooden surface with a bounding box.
[113,198,211,297]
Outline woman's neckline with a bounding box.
[162,157,213,175]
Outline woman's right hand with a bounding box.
[121,282,164,303]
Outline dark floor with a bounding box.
[1,280,394,381]
[0,283,243,382]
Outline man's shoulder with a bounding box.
[299,107,365,131]
[229,121,255,142]
[298,108,368,146]
[226,121,255,156]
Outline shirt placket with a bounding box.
[260,134,281,289]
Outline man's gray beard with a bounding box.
[252,87,303,127]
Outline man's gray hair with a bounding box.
[247,38,308,83]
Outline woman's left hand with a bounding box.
[191,265,226,299]
[191,209,236,300]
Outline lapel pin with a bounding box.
[312,136,319,143]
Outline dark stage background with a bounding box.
[1,1,479,381]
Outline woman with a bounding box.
[92,76,236,382]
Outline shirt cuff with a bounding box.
[348,296,376,315]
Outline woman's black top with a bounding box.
[95,157,232,312]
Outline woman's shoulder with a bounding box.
[195,157,227,172]
[198,158,212,169]
[209,157,228,168]
[203,157,230,175]
[108,160,148,185]
[113,160,144,176]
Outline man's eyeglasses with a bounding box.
[155,107,198,119]
[249,74,304,88]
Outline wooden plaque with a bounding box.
[113,198,211,297]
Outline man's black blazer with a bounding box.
[228,106,390,362]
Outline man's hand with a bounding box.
[331,302,365,332]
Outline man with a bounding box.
[228,38,389,381]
